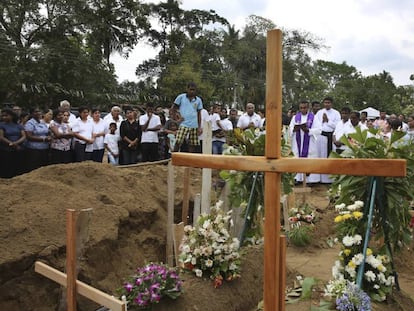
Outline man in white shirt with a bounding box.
[339,111,368,154]
[104,105,124,135]
[212,107,233,154]
[315,97,341,183]
[139,103,162,162]
[407,115,414,139]
[237,103,261,130]
[289,100,321,184]
[333,107,351,154]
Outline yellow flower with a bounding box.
[343,249,351,256]
[334,215,343,223]
[366,248,372,256]
[342,214,352,220]
[353,211,363,220]
[348,261,356,268]
[377,264,386,272]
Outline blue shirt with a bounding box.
[0,122,24,151]
[25,118,49,150]
[174,93,203,128]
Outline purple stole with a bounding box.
[295,112,314,157]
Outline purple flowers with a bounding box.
[124,283,133,292]
[336,282,371,311]
[119,263,183,309]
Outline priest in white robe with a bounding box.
[315,97,341,183]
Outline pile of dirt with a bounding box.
[0,162,265,310]
[0,163,413,310]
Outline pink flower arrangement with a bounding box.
[118,263,182,309]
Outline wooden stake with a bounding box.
[193,193,201,226]
[66,209,77,311]
[166,162,175,266]
[279,235,287,311]
[182,167,191,224]
[173,222,185,268]
[263,29,283,311]
[201,120,212,214]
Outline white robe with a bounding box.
[315,108,341,183]
[289,113,321,183]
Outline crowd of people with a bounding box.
[2,83,413,181]
[287,97,414,185]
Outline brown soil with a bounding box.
[0,163,413,310]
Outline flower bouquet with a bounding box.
[288,203,316,224]
[327,201,395,302]
[118,263,182,310]
[179,201,241,288]
[335,281,371,311]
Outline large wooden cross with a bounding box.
[172,29,406,311]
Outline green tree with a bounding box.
[0,0,149,108]
[136,0,228,105]
[84,0,150,64]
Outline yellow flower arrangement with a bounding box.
[353,211,363,220]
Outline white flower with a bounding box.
[335,203,346,211]
[229,262,238,271]
[378,272,386,284]
[365,270,376,282]
[181,244,191,253]
[366,255,381,269]
[184,225,193,232]
[332,260,344,279]
[191,257,197,265]
[346,204,358,211]
[342,235,354,247]
[354,200,364,208]
[374,284,380,289]
[345,265,356,278]
[353,234,363,245]
[205,259,213,267]
[352,253,364,265]
[202,219,211,230]
[215,200,224,209]
[385,276,395,286]
[195,269,203,277]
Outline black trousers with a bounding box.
[141,143,159,162]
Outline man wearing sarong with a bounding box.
[289,100,321,184]
[315,97,341,184]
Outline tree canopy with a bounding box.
[1,0,413,112]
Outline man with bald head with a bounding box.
[236,103,261,130]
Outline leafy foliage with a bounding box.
[219,128,294,242]
[329,127,414,253]
[287,225,313,247]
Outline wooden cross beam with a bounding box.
[172,29,406,311]
[35,209,126,311]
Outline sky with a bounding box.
[112,0,414,86]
